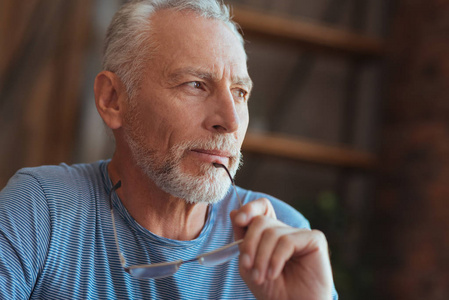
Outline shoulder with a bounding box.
[1,160,108,212]
[236,186,310,230]
[0,161,108,297]
[13,160,106,192]
[15,160,106,184]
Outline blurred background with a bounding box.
[1,0,449,299]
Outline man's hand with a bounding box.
[230,198,333,300]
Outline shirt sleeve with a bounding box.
[0,171,51,299]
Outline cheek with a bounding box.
[237,116,249,145]
[149,106,200,149]
[239,107,249,130]
[125,103,170,148]
[242,108,249,125]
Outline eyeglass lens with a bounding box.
[197,240,241,266]
[127,262,182,279]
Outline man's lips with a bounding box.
[190,149,232,165]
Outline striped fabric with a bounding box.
[0,160,337,299]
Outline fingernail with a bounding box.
[241,254,251,269]
[235,212,247,224]
[251,268,260,282]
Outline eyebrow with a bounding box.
[168,67,253,91]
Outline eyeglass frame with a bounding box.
[108,163,243,279]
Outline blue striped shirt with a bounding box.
[0,160,337,299]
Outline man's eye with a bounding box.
[187,81,202,89]
[233,89,248,100]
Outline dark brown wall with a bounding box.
[373,1,449,299]
[0,1,92,188]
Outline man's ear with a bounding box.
[94,71,127,130]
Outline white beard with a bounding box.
[123,122,242,204]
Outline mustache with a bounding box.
[176,135,241,158]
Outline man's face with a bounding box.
[121,9,251,203]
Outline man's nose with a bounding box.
[206,90,240,134]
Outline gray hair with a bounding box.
[102,0,244,99]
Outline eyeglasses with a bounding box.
[108,163,243,279]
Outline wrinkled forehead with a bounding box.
[147,9,250,81]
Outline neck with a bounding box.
[108,153,209,241]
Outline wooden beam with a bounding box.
[242,131,378,170]
[232,5,385,58]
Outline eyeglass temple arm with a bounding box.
[110,180,128,268]
[212,163,242,207]
[110,166,241,270]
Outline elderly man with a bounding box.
[0,0,337,299]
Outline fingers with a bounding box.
[239,216,309,285]
[230,198,333,298]
[230,197,277,240]
[248,228,329,285]
[238,215,280,271]
[266,232,298,281]
[231,197,276,227]
[246,223,302,284]
[268,229,329,280]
